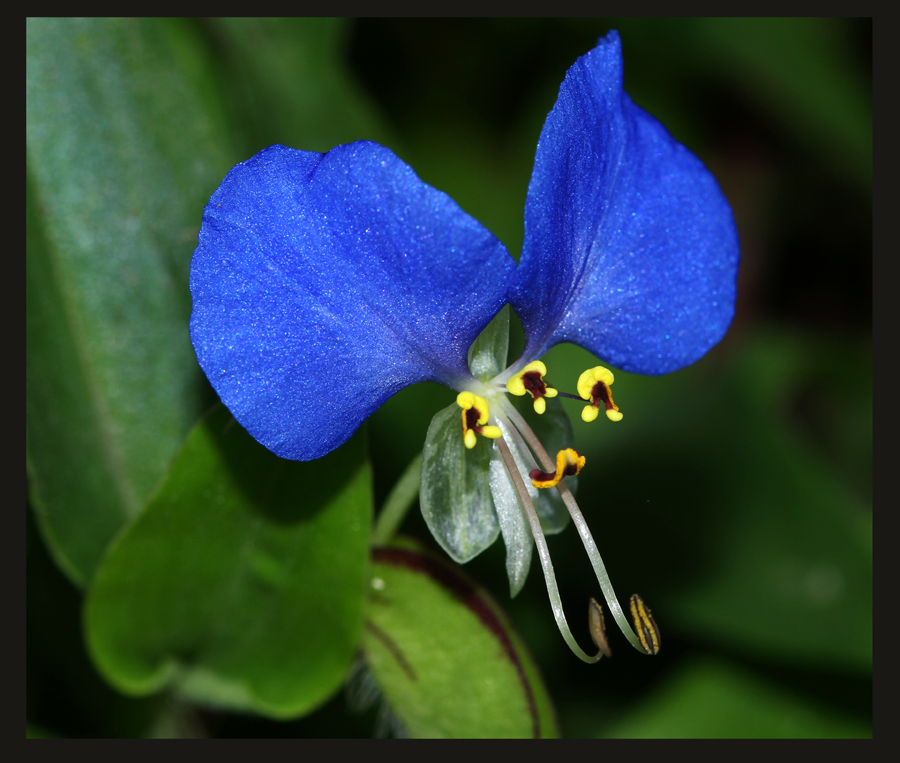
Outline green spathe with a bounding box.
[363,539,558,738]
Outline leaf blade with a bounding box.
[26,18,234,584]
[364,541,558,738]
[85,405,373,719]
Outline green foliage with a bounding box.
[26,18,234,585]
[85,405,373,718]
[601,657,870,738]
[363,539,558,738]
[27,18,871,738]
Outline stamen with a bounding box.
[529,448,586,489]
[494,434,603,664]
[629,594,661,655]
[588,598,612,658]
[456,391,502,449]
[501,403,659,655]
[505,360,558,414]
[576,367,623,422]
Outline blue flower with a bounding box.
[189,31,738,662]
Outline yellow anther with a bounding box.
[505,360,558,414]
[629,594,661,656]
[577,366,622,422]
[456,391,502,449]
[529,448,586,489]
[457,391,488,424]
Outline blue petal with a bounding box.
[190,142,514,460]
[508,30,739,375]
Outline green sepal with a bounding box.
[420,402,499,563]
[467,305,510,382]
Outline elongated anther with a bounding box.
[529,448,585,488]
[577,366,623,422]
[506,360,558,414]
[588,598,612,658]
[629,594,661,655]
[456,391,502,449]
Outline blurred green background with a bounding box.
[27,18,871,738]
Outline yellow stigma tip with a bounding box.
[463,429,478,449]
[581,406,599,423]
[533,397,547,415]
[606,409,623,422]
[481,425,502,439]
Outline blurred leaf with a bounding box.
[667,330,871,671]
[696,18,871,191]
[600,657,870,738]
[206,18,391,155]
[26,723,56,739]
[85,405,372,719]
[26,18,234,585]
[27,508,164,738]
[562,327,871,672]
[363,539,558,738]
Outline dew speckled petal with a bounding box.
[190,142,515,461]
[508,30,739,374]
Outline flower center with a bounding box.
[447,358,655,663]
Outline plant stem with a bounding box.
[371,452,423,546]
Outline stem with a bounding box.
[371,453,423,546]
[494,434,602,664]
[503,404,648,653]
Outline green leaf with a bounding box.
[671,333,872,671]
[26,18,234,585]
[85,405,372,719]
[363,540,558,738]
[696,18,871,193]
[600,657,870,738]
[206,18,391,155]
